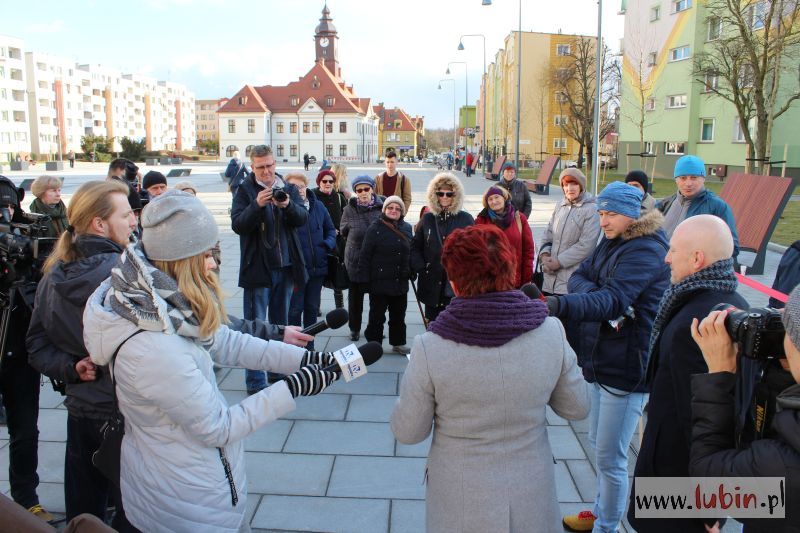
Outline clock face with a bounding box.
[320,37,330,47]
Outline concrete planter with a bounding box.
[45,161,65,171]
[146,158,159,166]
[160,157,171,165]
[10,161,30,171]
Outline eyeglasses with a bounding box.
[385,205,403,212]
[355,187,371,193]
[320,179,335,184]
[436,191,455,198]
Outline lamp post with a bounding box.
[438,79,456,154]
[482,0,521,169]
[591,0,604,196]
[458,34,486,169]
[446,61,467,159]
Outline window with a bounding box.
[339,121,347,133]
[666,94,687,108]
[700,118,715,142]
[247,119,255,133]
[228,119,235,133]
[1,111,7,122]
[225,144,238,157]
[325,121,333,133]
[650,5,661,21]
[276,122,284,133]
[326,96,334,106]
[707,16,721,41]
[748,1,766,29]
[312,122,320,133]
[339,144,347,156]
[554,115,569,126]
[290,122,297,133]
[553,138,568,150]
[647,52,658,66]
[290,144,298,157]
[555,91,568,103]
[238,96,247,105]
[668,45,690,62]
[671,0,691,13]
[245,144,255,156]
[664,141,686,155]
[325,144,333,156]
[277,145,284,157]
[646,97,656,111]
[290,96,299,106]
[733,116,755,142]
[643,141,654,154]
[556,44,571,56]
[302,122,310,133]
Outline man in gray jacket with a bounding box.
[497,161,532,217]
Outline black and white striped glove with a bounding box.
[300,350,337,368]
[282,364,339,397]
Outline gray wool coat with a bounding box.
[391,317,590,533]
[340,195,384,278]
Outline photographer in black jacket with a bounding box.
[690,285,800,531]
[0,176,55,522]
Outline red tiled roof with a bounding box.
[381,106,416,131]
[217,85,268,113]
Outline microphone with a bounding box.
[301,308,349,336]
[520,282,543,301]
[323,341,383,382]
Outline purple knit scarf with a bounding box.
[428,290,549,347]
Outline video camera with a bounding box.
[0,209,56,290]
[712,303,785,360]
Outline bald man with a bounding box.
[628,215,748,533]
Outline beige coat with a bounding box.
[391,317,590,533]
[539,193,601,295]
[374,171,412,212]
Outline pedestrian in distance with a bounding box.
[224,150,250,197]
[357,196,413,355]
[29,175,68,238]
[303,152,310,171]
[67,150,75,168]
[392,224,590,533]
[375,150,412,213]
[476,186,534,289]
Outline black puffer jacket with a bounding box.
[340,195,383,277]
[691,373,800,532]
[356,216,413,295]
[26,235,124,419]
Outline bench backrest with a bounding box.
[536,156,561,185]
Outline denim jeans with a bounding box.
[588,382,647,533]
[243,287,269,392]
[288,274,325,350]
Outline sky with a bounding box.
[2,0,625,129]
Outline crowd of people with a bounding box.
[0,147,798,533]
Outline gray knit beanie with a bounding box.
[141,190,218,261]
[783,285,800,352]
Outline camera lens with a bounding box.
[273,189,288,202]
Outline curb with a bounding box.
[768,242,788,254]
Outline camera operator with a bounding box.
[689,285,800,531]
[107,158,142,214]
[0,176,55,522]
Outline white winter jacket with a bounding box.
[83,279,305,533]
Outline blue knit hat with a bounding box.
[351,174,375,190]
[673,155,706,178]
[501,161,516,172]
[597,181,644,219]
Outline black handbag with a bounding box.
[326,253,350,290]
[532,257,544,290]
[92,329,143,487]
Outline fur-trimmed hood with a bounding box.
[622,208,664,240]
[426,172,465,215]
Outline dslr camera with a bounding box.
[271,185,288,203]
[712,303,785,360]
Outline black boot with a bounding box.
[334,289,344,309]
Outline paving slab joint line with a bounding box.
[278,419,296,453]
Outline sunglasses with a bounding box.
[355,187,371,193]
[436,191,455,198]
[320,179,335,184]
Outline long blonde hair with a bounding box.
[331,163,349,194]
[152,253,228,338]
[43,180,130,272]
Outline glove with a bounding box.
[545,295,560,316]
[282,364,339,397]
[300,350,337,368]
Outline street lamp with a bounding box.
[438,79,457,155]
[591,0,604,195]
[446,61,467,159]
[459,34,486,170]
[482,0,522,170]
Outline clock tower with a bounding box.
[314,4,340,77]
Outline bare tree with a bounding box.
[549,36,619,170]
[619,26,659,160]
[528,65,551,163]
[694,0,800,174]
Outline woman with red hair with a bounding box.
[475,186,535,287]
[391,224,590,533]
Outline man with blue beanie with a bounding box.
[548,181,671,533]
[657,154,739,257]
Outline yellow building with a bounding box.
[479,31,595,166]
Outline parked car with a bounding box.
[308,155,317,164]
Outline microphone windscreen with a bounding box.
[325,308,349,329]
[520,283,543,300]
[356,341,383,366]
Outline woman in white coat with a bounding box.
[83,191,340,533]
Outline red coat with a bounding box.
[476,211,535,288]
[466,152,475,166]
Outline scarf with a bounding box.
[30,198,68,237]
[357,194,376,208]
[647,257,737,360]
[429,290,549,347]
[108,242,213,347]
[483,202,516,230]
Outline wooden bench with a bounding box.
[525,155,561,195]
[166,168,191,178]
[719,173,796,275]
[485,156,506,181]
[18,177,62,191]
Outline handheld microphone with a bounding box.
[520,282,543,300]
[323,341,383,382]
[301,308,349,336]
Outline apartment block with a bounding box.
[0,36,31,162]
[196,98,226,145]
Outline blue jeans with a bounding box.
[588,382,647,533]
[243,287,268,392]
[288,274,325,350]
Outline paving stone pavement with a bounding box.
[1,161,776,531]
